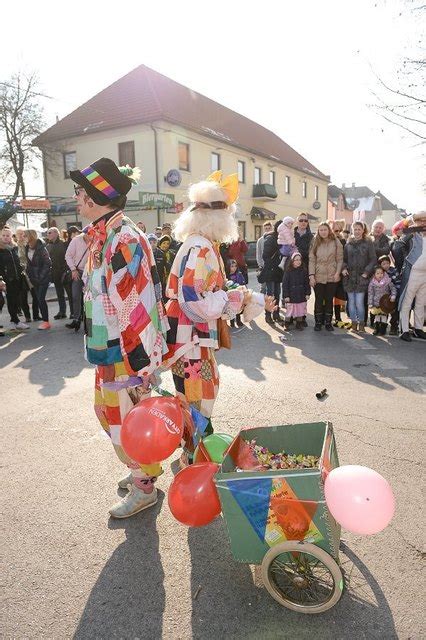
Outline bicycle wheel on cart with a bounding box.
[261,541,343,614]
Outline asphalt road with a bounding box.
[1,276,425,640]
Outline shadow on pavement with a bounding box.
[188,522,397,640]
[0,326,89,396]
[216,321,287,382]
[73,492,166,640]
[296,327,425,394]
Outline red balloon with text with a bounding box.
[168,463,221,527]
[121,396,183,464]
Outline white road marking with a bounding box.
[395,377,426,393]
[366,354,409,370]
[340,337,377,350]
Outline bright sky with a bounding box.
[1,0,424,212]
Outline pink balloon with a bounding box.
[324,465,395,535]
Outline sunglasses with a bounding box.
[74,185,86,196]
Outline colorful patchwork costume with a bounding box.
[71,158,169,517]
[162,172,265,457]
[84,210,169,484]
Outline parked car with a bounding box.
[246,241,258,268]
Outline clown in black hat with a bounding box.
[72,157,169,519]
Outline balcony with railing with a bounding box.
[252,184,278,200]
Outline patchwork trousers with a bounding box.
[171,345,220,454]
[94,361,162,492]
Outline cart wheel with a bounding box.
[261,541,343,614]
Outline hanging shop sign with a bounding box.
[139,192,175,209]
[20,199,51,210]
[167,202,184,214]
[166,169,182,187]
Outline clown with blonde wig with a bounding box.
[163,171,275,464]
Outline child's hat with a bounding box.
[282,216,294,226]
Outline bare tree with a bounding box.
[369,1,425,143]
[0,72,46,198]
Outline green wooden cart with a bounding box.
[214,422,343,614]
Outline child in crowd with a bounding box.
[277,217,295,269]
[368,265,397,335]
[282,252,311,330]
[228,259,245,327]
[377,254,401,335]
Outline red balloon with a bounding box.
[121,396,183,464]
[168,463,221,527]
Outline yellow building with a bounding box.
[34,65,329,239]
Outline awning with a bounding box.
[250,206,276,220]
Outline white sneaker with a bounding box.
[117,472,133,489]
[15,321,30,330]
[109,486,157,519]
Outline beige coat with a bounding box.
[309,238,343,284]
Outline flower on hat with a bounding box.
[119,165,141,185]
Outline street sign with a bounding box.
[20,199,50,210]
[139,192,175,209]
[313,201,321,210]
[166,169,182,187]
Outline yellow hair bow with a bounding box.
[207,170,239,205]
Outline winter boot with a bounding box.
[301,316,308,327]
[350,321,358,331]
[273,309,284,326]
[358,322,366,332]
[324,314,334,331]
[379,322,388,336]
[314,314,322,331]
[109,484,158,518]
[333,304,342,326]
[373,322,380,335]
[295,317,304,331]
[413,328,426,340]
[236,314,244,328]
[230,319,236,328]
[265,311,275,325]
[286,317,294,327]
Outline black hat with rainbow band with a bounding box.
[70,157,140,206]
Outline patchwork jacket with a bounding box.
[83,210,169,376]
[162,234,260,368]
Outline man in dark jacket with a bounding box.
[46,227,71,319]
[294,213,314,268]
[262,220,284,324]
[293,213,313,326]
[0,226,30,330]
[371,219,391,260]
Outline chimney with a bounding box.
[352,182,355,188]
[342,183,345,189]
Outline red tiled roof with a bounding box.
[34,65,328,180]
